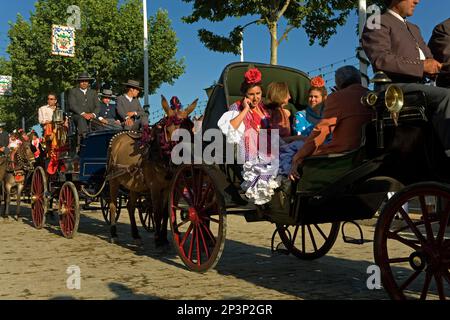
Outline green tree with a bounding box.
[6,0,184,128]
[182,0,386,65]
[0,57,16,130]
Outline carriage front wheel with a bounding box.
[374,182,450,300]
[276,222,341,260]
[58,181,80,239]
[31,166,48,229]
[169,165,226,272]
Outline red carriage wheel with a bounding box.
[169,165,226,272]
[31,166,48,229]
[276,222,341,260]
[374,182,450,300]
[58,181,80,239]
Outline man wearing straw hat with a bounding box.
[93,88,122,131]
[116,79,148,131]
[67,72,100,136]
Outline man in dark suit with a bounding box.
[429,18,450,88]
[362,0,450,156]
[67,72,100,136]
[0,122,9,156]
[116,80,148,131]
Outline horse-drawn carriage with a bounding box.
[29,114,155,238]
[167,62,450,300]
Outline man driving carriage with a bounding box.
[116,80,149,131]
[361,0,450,156]
[67,72,100,137]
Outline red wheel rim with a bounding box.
[375,182,450,300]
[59,183,79,238]
[170,166,226,272]
[31,168,46,228]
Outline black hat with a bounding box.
[76,72,94,81]
[99,89,116,99]
[122,79,143,90]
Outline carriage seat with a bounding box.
[295,124,369,194]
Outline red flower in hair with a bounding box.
[244,68,262,84]
[311,76,325,88]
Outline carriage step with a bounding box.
[341,221,372,245]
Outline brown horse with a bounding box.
[0,141,35,220]
[106,95,197,246]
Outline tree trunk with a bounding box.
[269,22,278,65]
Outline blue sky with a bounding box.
[1,0,449,119]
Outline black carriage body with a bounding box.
[202,62,450,226]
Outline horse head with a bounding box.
[16,141,36,170]
[161,95,198,142]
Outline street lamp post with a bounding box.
[239,20,263,63]
[358,0,369,88]
[143,0,149,113]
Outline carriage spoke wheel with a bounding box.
[169,165,226,272]
[58,182,80,239]
[100,195,122,225]
[31,167,48,229]
[276,222,341,260]
[375,182,450,300]
[138,195,155,232]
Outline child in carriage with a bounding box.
[276,77,328,177]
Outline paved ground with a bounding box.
[0,202,443,300]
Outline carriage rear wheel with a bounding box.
[374,182,450,300]
[169,165,226,272]
[276,222,341,260]
[137,195,155,232]
[58,181,80,239]
[31,166,48,229]
[100,195,122,224]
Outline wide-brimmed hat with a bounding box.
[122,79,143,90]
[76,72,94,81]
[99,89,116,99]
[0,122,6,127]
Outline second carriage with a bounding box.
[29,118,155,238]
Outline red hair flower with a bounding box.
[244,68,262,84]
[311,76,325,88]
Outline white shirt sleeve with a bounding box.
[217,110,245,144]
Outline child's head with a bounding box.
[308,76,327,108]
[266,82,291,108]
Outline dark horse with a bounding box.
[0,141,35,220]
[106,95,197,246]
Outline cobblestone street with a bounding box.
[0,204,394,300]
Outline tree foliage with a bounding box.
[182,0,386,65]
[2,0,184,128]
